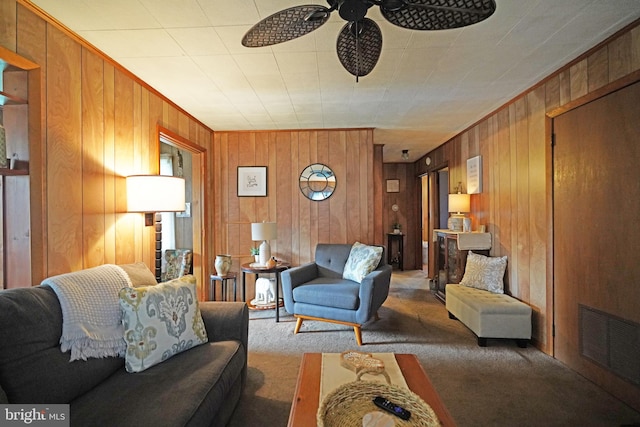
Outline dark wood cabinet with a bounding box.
[433,230,491,302]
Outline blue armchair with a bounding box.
[281,243,392,345]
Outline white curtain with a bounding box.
[160,155,176,276]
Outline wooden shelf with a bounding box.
[0,168,28,176]
[0,90,27,106]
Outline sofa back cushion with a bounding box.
[0,286,124,403]
[315,243,386,278]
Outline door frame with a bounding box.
[545,69,640,357]
[157,125,208,300]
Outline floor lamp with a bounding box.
[126,175,186,279]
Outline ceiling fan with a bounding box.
[242,0,497,78]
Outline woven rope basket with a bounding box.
[317,380,440,427]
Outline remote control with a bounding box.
[372,396,411,420]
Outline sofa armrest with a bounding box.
[199,302,248,348]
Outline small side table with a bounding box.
[209,272,238,301]
[387,233,404,271]
[241,262,290,322]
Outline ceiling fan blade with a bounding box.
[336,18,383,77]
[242,5,330,47]
[381,0,496,31]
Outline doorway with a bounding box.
[553,81,640,409]
[157,127,207,298]
[422,166,449,279]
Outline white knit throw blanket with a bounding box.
[42,264,132,361]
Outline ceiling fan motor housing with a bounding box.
[338,0,371,21]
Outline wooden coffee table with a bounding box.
[287,353,455,426]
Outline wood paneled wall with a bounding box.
[415,21,640,353]
[382,162,420,270]
[1,1,214,295]
[212,130,383,295]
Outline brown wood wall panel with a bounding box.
[213,129,380,298]
[3,1,213,288]
[46,25,83,275]
[415,20,640,352]
[0,0,16,49]
[81,48,106,268]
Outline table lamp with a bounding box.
[251,222,277,265]
[448,189,470,232]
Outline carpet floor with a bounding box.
[228,270,640,426]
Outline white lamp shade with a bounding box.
[448,193,470,213]
[251,222,277,241]
[126,175,186,212]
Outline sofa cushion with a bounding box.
[70,340,246,426]
[343,242,383,283]
[459,252,507,294]
[0,286,124,403]
[119,275,208,373]
[119,262,158,287]
[292,279,360,310]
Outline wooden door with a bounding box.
[553,81,640,410]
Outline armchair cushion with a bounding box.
[292,280,360,310]
[342,242,383,283]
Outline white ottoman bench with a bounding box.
[445,284,531,348]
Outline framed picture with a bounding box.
[238,166,267,197]
[386,179,400,193]
[466,156,482,194]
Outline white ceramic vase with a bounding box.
[215,254,232,276]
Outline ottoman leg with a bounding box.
[516,339,528,348]
[477,337,487,347]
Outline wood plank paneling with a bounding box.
[81,48,105,268]
[213,128,379,291]
[419,20,640,353]
[46,24,83,275]
[0,0,16,49]
[3,1,214,288]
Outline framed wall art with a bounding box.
[386,179,400,193]
[467,155,482,194]
[238,166,267,197]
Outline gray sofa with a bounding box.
[0,265,248,427]
[282,243,392,345]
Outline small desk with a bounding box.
[209,272,238,301]
[241,262,290,322]
[387,233,404,270]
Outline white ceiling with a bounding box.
[29,0,640,162]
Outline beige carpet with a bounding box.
[228,270,640,426]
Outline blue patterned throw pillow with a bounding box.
[119,275,208,373]
[343,242,383,283]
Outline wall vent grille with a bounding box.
[580,305,640,386]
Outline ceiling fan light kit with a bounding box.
[242,0,496,78]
